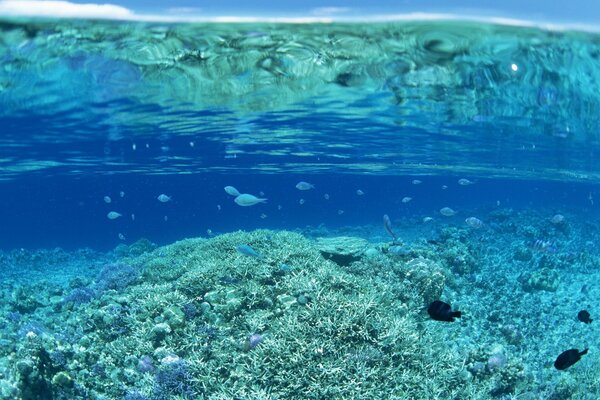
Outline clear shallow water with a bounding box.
[1,18,600,248]
[1,19,600,182]
[1,17,600,400]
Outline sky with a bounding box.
[0,0,599,26]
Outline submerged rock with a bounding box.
[315,236,369,266]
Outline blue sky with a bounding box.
[0,0,599,25]
[76,0,600,23]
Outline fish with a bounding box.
[531,239,556,253]
[383,214,397,241]
[119,191,125,198]
[401,197,412,203]
[107,211,122,220]
[324,194,330,200]
[234,194,267,206]
[578,310,592,324]
[550,214,565,224]
[224,186,241,197]
[427,300,462,322]
[458,178,475,186]
[103,196,112,204]
[157,194,171,203]
[118,233,125,240]
[236,244,262,258]
[296,181,315,190]
[299,199,305,205]
[439,207,457,217]
[423,216,434,223]
[554,348,588,370]
[412,179,422,185]
[465,217,484,229]
[356,189,364,196]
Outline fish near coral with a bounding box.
[465,217,483,229]
[383,214,397,241]
[554,348,587,370]
[236,244,262,258]
[428,300,462,322]
[578,310,592,324]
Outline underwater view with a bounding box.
[2,11,600,400]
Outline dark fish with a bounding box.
[383,214,397,241]
[554,348,588,370]
[578,310,592,324]
[427,300,462,322]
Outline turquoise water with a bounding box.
[0,17,599,399]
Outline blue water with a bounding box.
[0,174,594,249]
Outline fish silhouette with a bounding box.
[383,214,397,241]
[577,310,592,324]
[427,300,462,322]
[554,348,588,370]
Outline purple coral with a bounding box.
[487,353,507,372]
[153,360,194,399]
[95,263,139,292]
[63,287,95,305]
[247,333,264,350]
[137,355,155,373]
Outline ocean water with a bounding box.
[1,17,600,399]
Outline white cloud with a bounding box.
[166,7,202,15]
[0,0,134,19]
[310,7,351,16]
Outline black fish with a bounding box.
[554,348,588,370]
[577,310,592,324]
[427,300,462,322]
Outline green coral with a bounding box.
[521,268,560,292]
[5,230,492,399]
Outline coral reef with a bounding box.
[0,230,490,399]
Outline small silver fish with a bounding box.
[412,179,422,185]
[234,193,267,206]
[440,207,457,217]
[458,178,475,186]
[107,211,122,220]
[224,186,241,197]
[157,194,171,203]
[296,181,315,190]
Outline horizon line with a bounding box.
[0,1,599,33]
